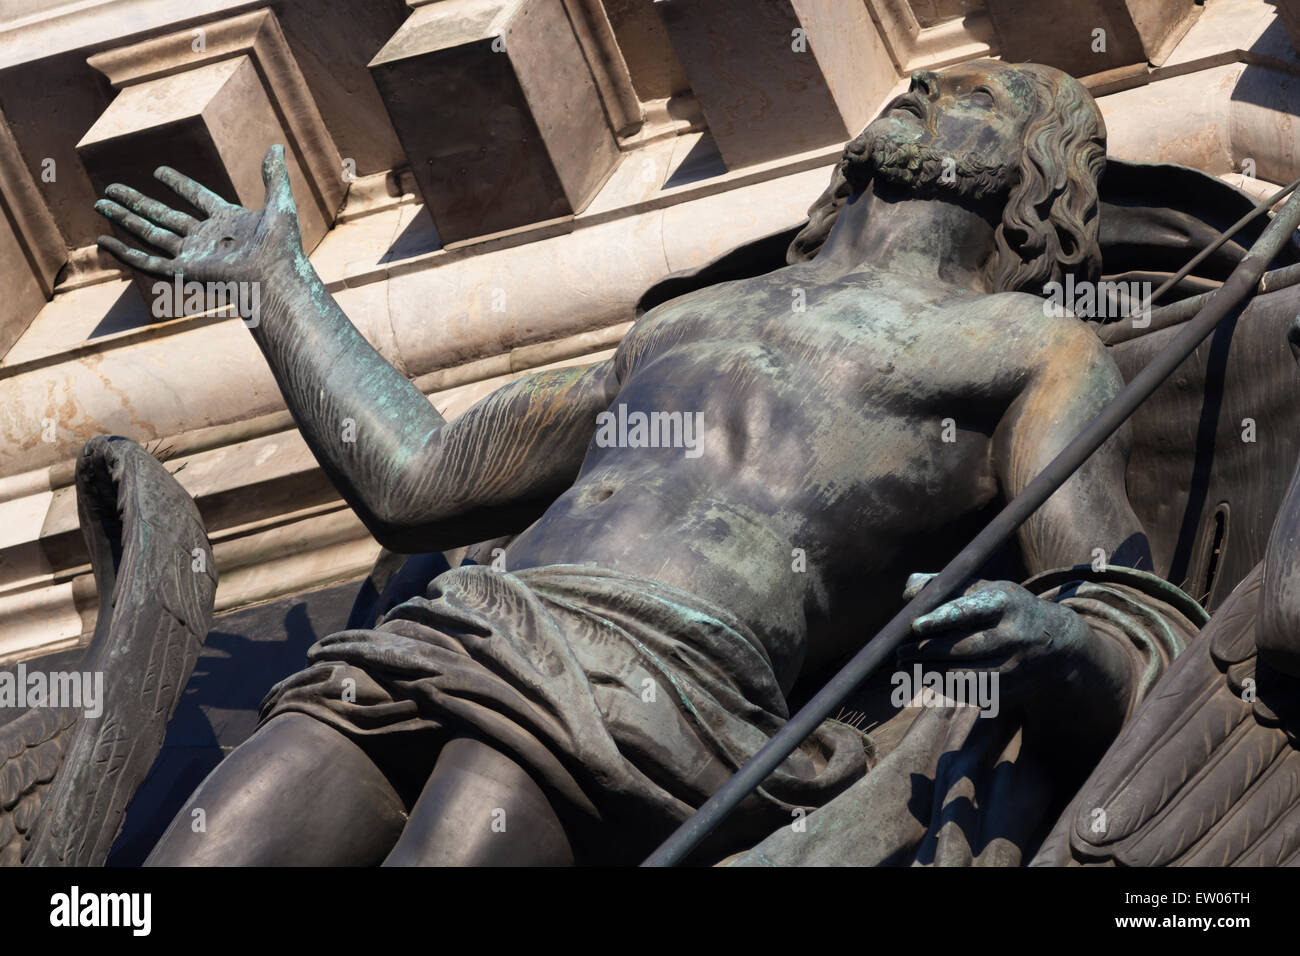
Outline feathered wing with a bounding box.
[0,436,216,866]
[1033,563,1300,866]
[0,708,77,866]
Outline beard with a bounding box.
[840,124,1012,203]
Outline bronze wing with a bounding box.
[0,435,217,866]
[1033,562,1300,866]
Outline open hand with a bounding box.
[94,144,303,285]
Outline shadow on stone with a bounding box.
[105,577,362,866]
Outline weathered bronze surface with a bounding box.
[87,59,1300,866]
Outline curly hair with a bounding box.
[787,63,1107,296]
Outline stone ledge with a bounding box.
[0,0,262,70]
[1100,61,1300,186]
[0,333,621,662]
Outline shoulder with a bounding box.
[982,289,1111,360]
[972,290,1125,410]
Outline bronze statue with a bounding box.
[92,60,1207,865]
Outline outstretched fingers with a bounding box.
[104,183,199,235]
[96,235,175,277]
[94,199,183,255]
[154,165,230,216]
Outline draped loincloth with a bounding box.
[259,563,868,863]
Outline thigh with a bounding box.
[147,713,407,865]
[382,736,574,866]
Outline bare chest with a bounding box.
[616,270,1034,417]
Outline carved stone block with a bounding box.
[0,107,64,357]
[76,9,345,306]
[368,0,620,244]
[654,0,897,170]
[983,0,1201,76]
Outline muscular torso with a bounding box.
[505,262,1081,691]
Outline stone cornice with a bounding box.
[865,0,996,73]
[85,8,346,224]
[0,0,262,70]
[13,140,840,377]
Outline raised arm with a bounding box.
[993,315,1152,574]
[95,146,617,552]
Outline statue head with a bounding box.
[788,59,1107,295]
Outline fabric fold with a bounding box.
[259,562,868,863]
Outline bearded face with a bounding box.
[789,60,1107,295]
[843,61,1041,205]
[842,126,1011,202]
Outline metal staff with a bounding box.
[643,182,1300,868]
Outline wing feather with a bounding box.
[1035,563,1300,867]
[0,436,216,867]
[0,708,76,865]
